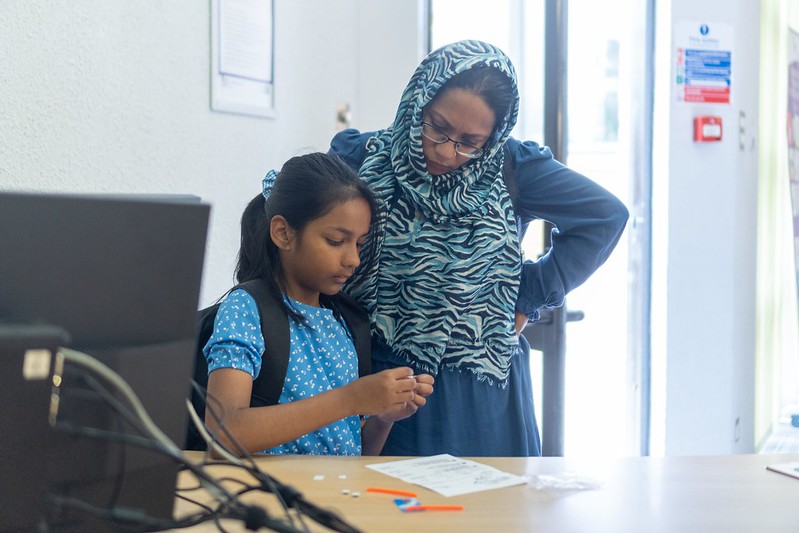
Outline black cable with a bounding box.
[50,370,292,531]
[63,370,153,435]
[52,423,309,532]
[289,494,362,533]
[46,493,212,531]
[175,493,215,513]
[61,369,143,509]
[173,494,232,533]
[192,380,361,533]
[190,381,300,527]
[214,515,231,533]
[54,369,160,524]
[55,360,353,532]
[58,384,129,509]
[190,381,260,468]
[54,421,238,507]
[55,373,238,507]
[47,493,256,532]
[196,459,362,533]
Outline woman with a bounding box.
[329,40,628,456]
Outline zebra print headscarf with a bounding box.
[346,40,522,385]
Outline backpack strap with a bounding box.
[332,291,372,377]
[238,279,372,407]
[235,279,290,408]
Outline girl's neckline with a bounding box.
[283,294,334,314]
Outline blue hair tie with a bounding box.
[262,169,278,200]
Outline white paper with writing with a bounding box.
[367,454,526,497]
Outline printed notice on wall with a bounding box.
[674,21,733,104]
[211,0,275,118]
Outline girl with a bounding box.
[204,152,434,456]
[329,40,628,456]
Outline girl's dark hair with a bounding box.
[433,66,515,132]
[235,152,377,319]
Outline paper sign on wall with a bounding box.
[674,21,733,104]
[211,0,275,118]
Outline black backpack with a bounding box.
[185,278,372,451]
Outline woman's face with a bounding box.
[421,88,496,176]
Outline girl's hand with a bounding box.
[375,373,435,423]
[345,367,418,416]
[358,372,435,455]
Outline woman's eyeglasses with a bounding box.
[421,122,484,159]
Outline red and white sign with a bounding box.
[674,21,733,105]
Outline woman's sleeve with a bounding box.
[328,128,375,171]
[509,138,630,320]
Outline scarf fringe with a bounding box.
[386,341,515,389]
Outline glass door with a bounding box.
[561,0,651,457]
[429,0,651,457]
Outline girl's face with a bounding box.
[278,197,371,307]
[421,88,496,176]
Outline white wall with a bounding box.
[0,0,422,307]
[356,1,427,131]
[652,0,760,455]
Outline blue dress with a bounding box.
[204,289,362,455]
[373,336,540,456]
[330,129,628,457]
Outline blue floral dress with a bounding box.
[204,289,361,455]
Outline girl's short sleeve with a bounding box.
[203,289,266,378]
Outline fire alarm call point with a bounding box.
[693,116,722,142]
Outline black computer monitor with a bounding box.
[0,191,209,531]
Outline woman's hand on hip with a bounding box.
[514,310,528,336]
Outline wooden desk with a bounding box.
[175,453,799,532]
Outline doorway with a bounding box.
[429,0,652,457]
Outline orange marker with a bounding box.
[366,487,418,498]
[403,505,464,512]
